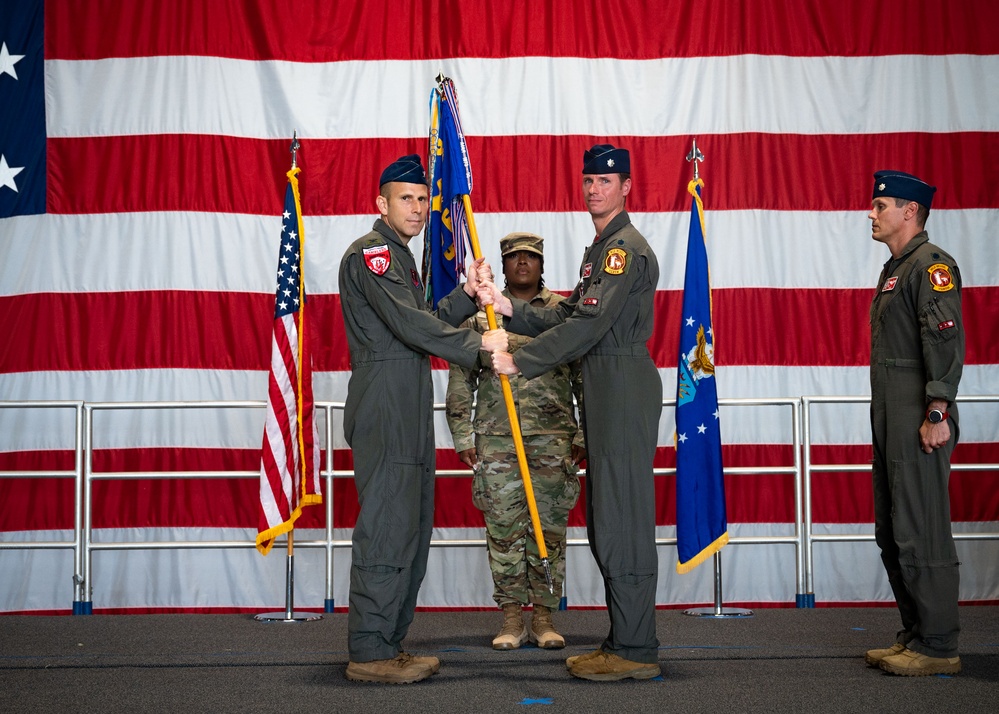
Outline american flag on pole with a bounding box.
[256,166,322,555]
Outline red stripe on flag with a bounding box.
[48,133,999,216]
[47,0,999,61]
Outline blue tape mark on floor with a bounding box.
[851,627,867,631]
[519,697,553,705]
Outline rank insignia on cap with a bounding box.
[938,320,955,331]
[582,263,593,279]
[583,297,599,306]
[878,183,886,191]
[603,247,628,275]
[363,244,391,276]
[607,159,615,167]
[927,263,954,292]
[882,276,898,292]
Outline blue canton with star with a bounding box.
[0,0,46,218]
[274,183,305,319]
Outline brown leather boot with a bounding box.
[529,605,565,649]
[492,603,527,650]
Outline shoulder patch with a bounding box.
[363,244,391,276]
[927,263,955,292]
[603,247,629,275]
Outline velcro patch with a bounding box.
[938,320,955,331]
[582,263,593,279]
[927,263,955,292]
[603,248,628,275]
[882,276,898,292]
[363,245,391,275]
[583,297,599,306]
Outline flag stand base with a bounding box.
[682,552,754,618]
[683,606,753,619]
[254,611,322,623]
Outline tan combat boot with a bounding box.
[345,653,437,684]
[879,648,961,676]
[492,603,528,650]
[568,650,661,681]
[565,649,604,670]
[864,642,905,667]
[529,605,565,649]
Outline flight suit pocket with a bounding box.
[577,279,605,316]
[919,298,960,346]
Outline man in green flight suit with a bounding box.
[446,232,586,651]
[864,170,965,677]
[339,154,507,684]
[487,144,663,681]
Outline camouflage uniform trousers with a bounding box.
[474,433,581,609]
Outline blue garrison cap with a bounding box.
[872,170,936,209]
[582,144,630,174]
[379,154,427,187]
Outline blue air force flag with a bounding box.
[423,78,472,308]
[675,178,728,573]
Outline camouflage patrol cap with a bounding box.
[500,232,544,257]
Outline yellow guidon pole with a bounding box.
[460,193,554,594]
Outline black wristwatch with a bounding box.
[926,408,949,424]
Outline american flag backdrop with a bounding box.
[1,0,997,612]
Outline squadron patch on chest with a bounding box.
[363,245,391,276]
[927,263,954,292]
[881,276,898,292]
[410,268,421,288]
[603,248,629,275]
[582,263,593,279]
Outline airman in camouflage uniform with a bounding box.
[446,232,585,650]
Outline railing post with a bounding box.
[73,404,93,615]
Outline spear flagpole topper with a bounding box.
[686,138,704,179]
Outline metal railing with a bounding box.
[1,395,996,613]
[802,394,999,603]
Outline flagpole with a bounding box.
[436,75,555,593]
[256,131,322,624]
[677,138,751,619]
